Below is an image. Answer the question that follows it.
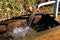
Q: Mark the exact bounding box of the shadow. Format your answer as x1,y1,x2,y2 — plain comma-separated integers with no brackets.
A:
31,14,60,32
0,16,29,25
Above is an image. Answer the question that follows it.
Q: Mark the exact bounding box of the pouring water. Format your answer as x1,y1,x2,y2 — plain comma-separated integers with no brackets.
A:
10,7,39,40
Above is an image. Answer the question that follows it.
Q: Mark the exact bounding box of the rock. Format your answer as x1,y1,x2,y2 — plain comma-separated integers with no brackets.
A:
0,25,6,32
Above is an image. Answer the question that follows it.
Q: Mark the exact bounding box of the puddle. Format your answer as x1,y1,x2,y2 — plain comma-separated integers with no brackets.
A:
31,14,60,32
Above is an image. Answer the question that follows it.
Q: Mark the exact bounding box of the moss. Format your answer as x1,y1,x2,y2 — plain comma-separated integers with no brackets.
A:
0,2,3,5
0,1,27,20
26,0,35,4
11,10,19,17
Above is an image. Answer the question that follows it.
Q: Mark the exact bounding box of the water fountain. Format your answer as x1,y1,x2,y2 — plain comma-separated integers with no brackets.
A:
7,0,60,39
0,0,60,40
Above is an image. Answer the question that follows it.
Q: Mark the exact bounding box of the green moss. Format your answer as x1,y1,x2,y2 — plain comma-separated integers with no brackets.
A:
0,1,27,20
0,2,3,8
0,2,3,5
1,12,8,18
11,10,19,17
9,1,19,9
26,0,35,5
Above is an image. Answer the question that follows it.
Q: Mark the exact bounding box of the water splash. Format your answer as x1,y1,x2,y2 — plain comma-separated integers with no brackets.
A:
11,26,30,38
10,7,37,40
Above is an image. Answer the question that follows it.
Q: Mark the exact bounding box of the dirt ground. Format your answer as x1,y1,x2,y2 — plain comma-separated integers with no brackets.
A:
55,15,60,23
15,25,60,40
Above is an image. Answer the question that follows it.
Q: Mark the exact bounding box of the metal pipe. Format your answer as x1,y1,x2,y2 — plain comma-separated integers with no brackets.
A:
38,0,60,18
54,0,59,18
38,1,55,8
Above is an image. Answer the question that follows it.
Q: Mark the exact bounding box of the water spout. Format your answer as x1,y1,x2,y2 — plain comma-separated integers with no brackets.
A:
11,7,38,40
